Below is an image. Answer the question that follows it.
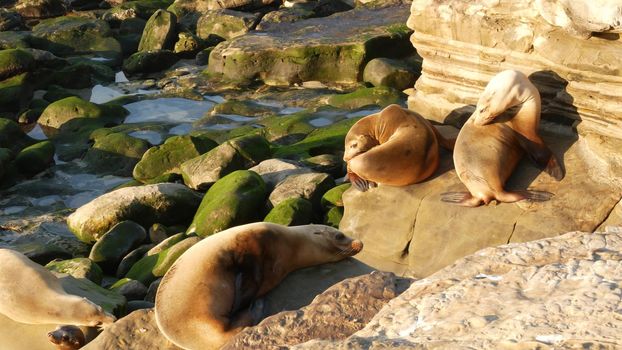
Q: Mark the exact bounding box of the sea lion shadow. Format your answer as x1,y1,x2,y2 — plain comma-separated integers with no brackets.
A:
441,70,581,191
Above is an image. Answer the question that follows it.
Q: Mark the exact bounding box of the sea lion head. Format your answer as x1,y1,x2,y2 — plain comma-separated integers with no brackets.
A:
48,325,85,350
302,225,364,260
82,298,116,327
343,134,377,162
474,70,534,126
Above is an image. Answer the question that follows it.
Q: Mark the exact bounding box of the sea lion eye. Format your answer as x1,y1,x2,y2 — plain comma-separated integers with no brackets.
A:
313,231,321,235
62,335,69,341
335,233,345,240
350,143,357,148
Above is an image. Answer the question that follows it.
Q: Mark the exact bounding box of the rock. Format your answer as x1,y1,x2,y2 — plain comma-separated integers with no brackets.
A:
407,0,622,140
363,57,418,91
82,309,181,350
207,6,413,85
0,9,23,31
103,0,174,21
109,278,148,301
264,197,314,226
303,154,345,178
116,244,154,278
45,258,104,285
0,31,31,50
133,134,217,183
138,9,177,52
42,84,77,102
125,235,200,285
269,172,335,210
0,49,34,81
340,134,622,276
0,147,12,181
10,241,73,265
55,273,126,316
173,31,206,58
323,206,343,228
84,132,151,176
210,99,278,118
30,16,121,61
321,183,350,209
257,110,316,144
226,271,411,349
15,0,65,19
122,50,180,75
14,140,54,176
195,47,213,65
171,0,275,12
0,72,33,113
38,96,128,131
354,0,410,8
256,6,314,31
146,232,186,256
89,221,147,273
196,9,261,41
186,170,267,237
327,86,405,109
0,118,33,152
298,230,622,349
249,158,312,190
144,278,161,303
180,134,271,190
48,59,115,89
67,183,203,243
149,223,173,244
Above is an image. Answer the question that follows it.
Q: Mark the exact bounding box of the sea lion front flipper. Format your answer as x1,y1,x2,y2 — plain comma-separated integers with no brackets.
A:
513,132,565,181
347,172,374,192
440,192,483,207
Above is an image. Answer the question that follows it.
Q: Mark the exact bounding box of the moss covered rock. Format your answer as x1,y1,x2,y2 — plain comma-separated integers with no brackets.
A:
264,197,314,226
133,134,217,183
363,57,419,91
180,134,271,190
327,86,405,110
174,31,206,58
210,99,278,118
0,31,31,50
187,170,267,237
103,0,174,21
14,140,54,176
0,118,34,152
324,206,343,228
0,147,12,181
89,221,147,272
116,244,154,278
303,153,345,178
196,9,260,41
321,183,351,209
67,183,203,243
38,96,128,130
0,49,35,81
138,9,177,52
268,172,335,211
45,258,104,284
0,72,33,113
125,235,200,285
123,50,179,75
84,132,151,176
257,111,316,144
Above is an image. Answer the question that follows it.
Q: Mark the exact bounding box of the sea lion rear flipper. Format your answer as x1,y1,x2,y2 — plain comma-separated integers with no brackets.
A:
514,132,565,181
347,172,375,192
440,192,482,207
516,190,554,202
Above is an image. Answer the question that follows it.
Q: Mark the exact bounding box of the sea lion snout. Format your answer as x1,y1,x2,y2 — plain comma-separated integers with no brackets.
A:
351,239,364,253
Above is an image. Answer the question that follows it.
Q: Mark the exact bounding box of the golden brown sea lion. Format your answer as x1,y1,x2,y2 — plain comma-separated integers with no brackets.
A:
48,325,86,350
442,70,564,207
154,223,363,350
343,104,454,191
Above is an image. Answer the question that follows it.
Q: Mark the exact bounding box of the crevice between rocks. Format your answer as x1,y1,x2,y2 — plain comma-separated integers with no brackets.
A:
402,190,435,258
593,195,622,232
506,221,518,244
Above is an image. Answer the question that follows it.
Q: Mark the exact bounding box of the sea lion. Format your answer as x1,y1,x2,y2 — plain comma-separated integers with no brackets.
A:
343,104,454,191
441,70,564,207
0,248,116,327
48,325,86,350
155,222,363,350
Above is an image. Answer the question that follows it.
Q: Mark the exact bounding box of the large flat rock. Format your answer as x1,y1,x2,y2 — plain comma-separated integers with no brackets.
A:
341,132,622,277
207,5,413,85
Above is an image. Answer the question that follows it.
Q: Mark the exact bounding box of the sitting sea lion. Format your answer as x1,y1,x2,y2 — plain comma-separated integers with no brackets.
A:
155,223,363,350
442,70,564,207
343,104,454,191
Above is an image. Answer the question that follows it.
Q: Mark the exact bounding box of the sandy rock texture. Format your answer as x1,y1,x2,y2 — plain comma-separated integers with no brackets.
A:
296,228,622,349
406,0,622,140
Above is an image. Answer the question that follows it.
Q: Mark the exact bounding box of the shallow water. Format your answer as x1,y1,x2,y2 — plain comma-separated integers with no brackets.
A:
124,98,215,124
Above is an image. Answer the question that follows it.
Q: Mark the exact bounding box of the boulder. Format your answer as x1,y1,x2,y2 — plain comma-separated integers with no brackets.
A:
0,49,34,81
327,86,405,109
269,172,335,210
210,99,278,118
180,134,271,190
109,278,148,301
196,9,261,41
173,31,206,58
103,0,174,21
407,0,622,140
133,134,217,183
0,31,31,50
0,9,23,31
15,0,65,19
67,183,203,243
122,50,179,75
84,132,151,177
249,158,312,190
146,232,186,256
321,183,350,209
264,197,314,226
0,147,12,181
256,7,314,31
0,118,34,153
14,140,54,176
363,57,419,91
257,111,316,144
138,9,177,52
0,72,33,113
298,229,622,349
207,5,413,85
303,154,345,178
45,258,104,285
38,96,128,130
186,170,267,237
116,244,154,278
170,0,275,12
323,206,343,228
89,221,147,272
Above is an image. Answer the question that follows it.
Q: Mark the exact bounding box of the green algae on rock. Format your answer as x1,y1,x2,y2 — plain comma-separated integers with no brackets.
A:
116,244,154,278
38,96,128,130
45,257,104,285
0,72,33,113
138,9,177,52
14,140,55,176
196,9,260,41
89,221,147,272
268,172,335,211
324,206,343,228
0,49,35,81
0,118,34,152
186,170,267,237
123,50,179,75
363,57,419,91
264,197,314,226
0,147,12,182
321,183,351,209
103,0,174,21
327,86,405,109
84,132,151,176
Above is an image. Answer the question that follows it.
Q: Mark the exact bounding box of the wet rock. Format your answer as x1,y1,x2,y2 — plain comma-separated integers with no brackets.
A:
109,278,148,301
30,16,121,61
14,140,54,176
303,154,345,178
249,158,312,190
15,0,65,19
321,183,350,209
269,172,335,210
327,86,405,109
264,197,314,226
89,221,147,273
363,57,418,91
122,49,179,75
258,110,316,144
227,271,411,348
42,84,76,102
0,148,12,182
149,223,171,244
82,309,181,350
210,99,278,118
196,9,261,41
55,273,126,315
146,232,186,255
208,6,413,85
194,46,213,65
127,300,154,312
125,235,200,285
173,31,206,58
67,183,203,243
187,170,267,237
0,9,23,31
180,134,271,190
0,49,34,81
323,206,343,228
0,31,31,50
144,278,161,303
116,244,154,278
0,118,34,153
48,59,116,89
0,72,33,113
84,132,151,176
138,9,177,52
133,134,217,183
45,257,104,285
10,241,73,265
103,0,174,21
38,96,128,130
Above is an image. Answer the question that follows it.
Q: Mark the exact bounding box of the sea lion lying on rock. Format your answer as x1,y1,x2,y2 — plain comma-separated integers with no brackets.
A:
343,104,454,191
442,69,564,207
155,222,363,350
